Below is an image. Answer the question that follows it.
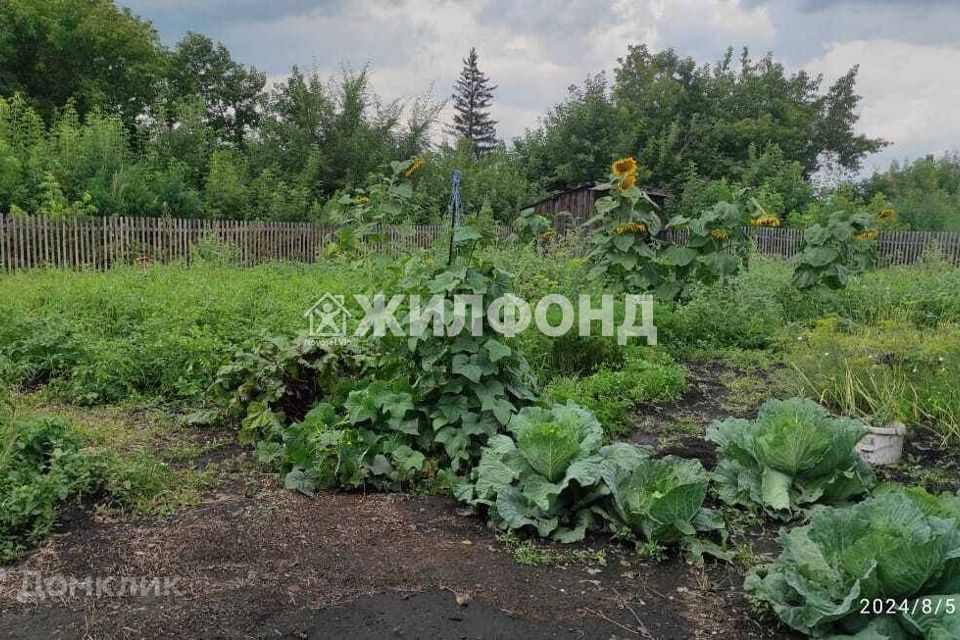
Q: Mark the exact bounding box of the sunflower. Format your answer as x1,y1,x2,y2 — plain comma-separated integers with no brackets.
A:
853,229,879,242
620,174,637,192
710,228,730,241
750,215,781,228
877,208,896,222
403,156,426,178
611,157,639,177
616,222,647,235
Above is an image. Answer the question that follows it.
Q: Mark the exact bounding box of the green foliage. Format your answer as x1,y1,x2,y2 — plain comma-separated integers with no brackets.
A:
0,414,184,563
663,198,759,298
585,164,668,293
0,260,397,404
745,485,960,637
164,32,266,146
706,398,875,517
412,140,544,225
671,144,814,223
255,401,428,495
511,207,552,245
600,455,725,560
455,402,648,542
323,157,424,254
516,47,883,194
543,350,687,437
792,211,880,290
864,154,960,232
0,0,163,125
786,319,960,443
457,402,723,555
397,235,538,472
213,333,372,442
651,272,785,358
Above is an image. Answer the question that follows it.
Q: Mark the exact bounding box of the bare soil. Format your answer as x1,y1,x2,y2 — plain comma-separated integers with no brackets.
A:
0,474,790,639
0,363,799,640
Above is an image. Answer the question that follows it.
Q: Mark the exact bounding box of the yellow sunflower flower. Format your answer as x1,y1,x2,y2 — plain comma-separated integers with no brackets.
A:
620,174,637,192
877,208,896,222
615,222,647,235
710,228,730,241
403,156,426,178
750,215,781,228
853,229,879,242
611,157,639,177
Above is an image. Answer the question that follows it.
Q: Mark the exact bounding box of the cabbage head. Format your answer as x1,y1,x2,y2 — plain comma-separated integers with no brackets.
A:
600,455,726,560
706,398,875,517
746,485,960,638
455,401,648,542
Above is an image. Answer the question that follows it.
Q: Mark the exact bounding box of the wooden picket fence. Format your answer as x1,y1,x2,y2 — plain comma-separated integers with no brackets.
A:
1,214,959,271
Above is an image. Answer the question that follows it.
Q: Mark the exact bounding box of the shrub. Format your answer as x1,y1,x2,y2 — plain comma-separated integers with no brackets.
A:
213,333,372,443
706,398,875,517
654,279,785,358
746,485,960,638
255,401,428,495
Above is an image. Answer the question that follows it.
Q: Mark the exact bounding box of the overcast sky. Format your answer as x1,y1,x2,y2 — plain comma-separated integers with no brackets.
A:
120,0,960,172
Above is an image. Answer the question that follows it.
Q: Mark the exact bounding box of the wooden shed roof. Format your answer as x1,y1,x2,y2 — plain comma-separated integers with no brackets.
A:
525,183,671,209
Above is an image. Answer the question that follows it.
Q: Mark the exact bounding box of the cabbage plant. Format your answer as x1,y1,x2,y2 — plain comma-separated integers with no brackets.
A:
706,398,875,517
600,455,726,559
455,401,648,542
746,485,960,638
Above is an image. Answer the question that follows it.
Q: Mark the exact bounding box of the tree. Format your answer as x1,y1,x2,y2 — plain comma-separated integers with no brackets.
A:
164,33,266,147
513,73,627,191
515,45,885,195
449,48,498,157
0,0,163,126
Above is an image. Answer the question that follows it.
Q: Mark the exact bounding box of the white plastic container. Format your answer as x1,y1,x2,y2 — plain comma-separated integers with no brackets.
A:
857,423,907,466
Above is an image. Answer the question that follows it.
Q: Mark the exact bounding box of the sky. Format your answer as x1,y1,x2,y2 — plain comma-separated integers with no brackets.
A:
119,0,960,173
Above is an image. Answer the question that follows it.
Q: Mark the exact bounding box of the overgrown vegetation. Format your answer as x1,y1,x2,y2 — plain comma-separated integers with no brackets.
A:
0,412,202,562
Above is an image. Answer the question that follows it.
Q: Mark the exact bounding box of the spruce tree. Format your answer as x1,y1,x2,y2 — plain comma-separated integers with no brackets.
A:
449,47,498,157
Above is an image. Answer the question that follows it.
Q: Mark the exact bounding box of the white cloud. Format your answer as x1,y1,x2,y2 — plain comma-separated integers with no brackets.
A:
123,0,959,165
209,0,782,141
806,39,960,171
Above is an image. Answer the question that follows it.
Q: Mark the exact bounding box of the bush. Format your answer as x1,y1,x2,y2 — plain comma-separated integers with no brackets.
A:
655,279,785,358
0,414,182,562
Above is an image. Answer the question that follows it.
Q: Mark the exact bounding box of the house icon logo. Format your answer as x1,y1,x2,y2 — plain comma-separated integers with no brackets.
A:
305,293,351,337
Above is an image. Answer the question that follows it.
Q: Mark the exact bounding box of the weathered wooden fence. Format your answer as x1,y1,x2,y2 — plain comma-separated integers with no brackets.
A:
1,214,959,271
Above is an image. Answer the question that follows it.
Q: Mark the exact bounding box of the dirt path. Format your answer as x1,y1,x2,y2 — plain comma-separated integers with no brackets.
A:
0,466,785,640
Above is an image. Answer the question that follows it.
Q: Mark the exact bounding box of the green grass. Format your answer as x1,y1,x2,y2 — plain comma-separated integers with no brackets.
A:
543,348,687,437
0,259,400,404
0,403,215,563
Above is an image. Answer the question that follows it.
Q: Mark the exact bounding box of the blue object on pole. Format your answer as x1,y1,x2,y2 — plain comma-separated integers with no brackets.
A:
447,169,464,264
